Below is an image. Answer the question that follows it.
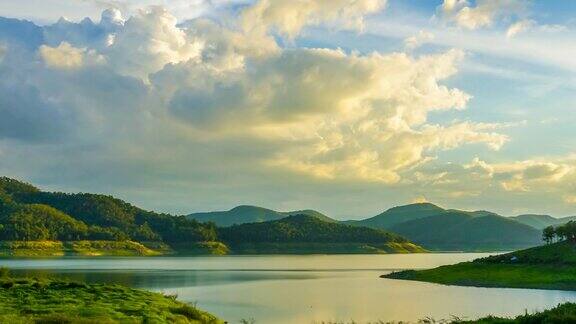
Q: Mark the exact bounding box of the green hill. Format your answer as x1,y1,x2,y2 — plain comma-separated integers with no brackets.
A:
346,203,543,251
384,240,576,291
349,203,446,229
0,177,223,255
510,214,576,230
388,211,541,251
0,176,424,256
187,205,336,227
219,214,426,254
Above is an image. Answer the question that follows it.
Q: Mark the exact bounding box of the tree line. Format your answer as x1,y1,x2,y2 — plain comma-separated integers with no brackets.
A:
0,177,218,244
542,221,576,244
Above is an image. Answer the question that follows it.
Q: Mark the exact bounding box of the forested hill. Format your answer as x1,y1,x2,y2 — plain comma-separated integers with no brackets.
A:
346,203,445,229
0,177,220,253
0,177,424,255
388,211,541,251
187,205,336,227
218,215,426,254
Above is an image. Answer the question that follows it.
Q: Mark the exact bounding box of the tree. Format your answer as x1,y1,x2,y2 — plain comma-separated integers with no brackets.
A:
542,226,555,244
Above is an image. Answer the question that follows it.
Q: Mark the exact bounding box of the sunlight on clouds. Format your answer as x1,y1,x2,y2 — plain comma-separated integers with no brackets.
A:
439,0,525,30
241,0,386,38
506,19,535,38
462,157,576,195
404,30,434,50
2,0,575,215
105,6,204,80
411,196,429,204
39,42,88,69
565,196,576,205
1,0,510,186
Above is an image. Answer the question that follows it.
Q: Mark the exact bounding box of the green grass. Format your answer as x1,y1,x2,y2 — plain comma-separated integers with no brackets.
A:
0,271,222,323
384,262,576,290
458,302,576,323
0,241,163,257
170,241,230,255
228,242,427,254
383,241,576,290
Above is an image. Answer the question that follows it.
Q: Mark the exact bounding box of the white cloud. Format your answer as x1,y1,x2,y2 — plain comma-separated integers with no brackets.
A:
7,0,570,216
506,19,535,38
241,0,387,38
104,6,204,80
39,41,107,70
439,0,526,30
404,30,434,50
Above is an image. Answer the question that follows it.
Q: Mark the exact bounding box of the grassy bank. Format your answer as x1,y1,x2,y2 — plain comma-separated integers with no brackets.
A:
459,302,576,323
384,262,576,290
383,241,576,290
0,240,234,257
0,241,164,257
228,242,427,254
0,271,221,323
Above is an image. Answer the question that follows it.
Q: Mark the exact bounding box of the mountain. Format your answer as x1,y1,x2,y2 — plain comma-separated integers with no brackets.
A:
187,205,336,227
510,214,576,230
0,176,422,255
348,203,446,229
389,211,542,251
219,214,425,254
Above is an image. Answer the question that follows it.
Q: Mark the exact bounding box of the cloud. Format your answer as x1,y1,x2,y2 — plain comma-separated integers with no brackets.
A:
404,30,434,50
40,42,90,69
241,0,387,38
506,19,535,38
0,0,544,216
105,6,204,80
439,0,526,30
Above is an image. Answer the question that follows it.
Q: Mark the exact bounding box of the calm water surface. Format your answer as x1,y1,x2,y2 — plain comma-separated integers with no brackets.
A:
1,254,575,323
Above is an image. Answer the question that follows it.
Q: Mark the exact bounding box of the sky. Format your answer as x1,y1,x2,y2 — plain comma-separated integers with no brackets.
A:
1,0,576,219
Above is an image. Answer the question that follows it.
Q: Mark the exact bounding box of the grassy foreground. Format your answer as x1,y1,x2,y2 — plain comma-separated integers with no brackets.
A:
0,271,221,323
383,241,576,290
458,303,576,323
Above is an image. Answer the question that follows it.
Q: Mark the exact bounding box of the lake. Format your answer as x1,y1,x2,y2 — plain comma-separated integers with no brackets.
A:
2,253,575,323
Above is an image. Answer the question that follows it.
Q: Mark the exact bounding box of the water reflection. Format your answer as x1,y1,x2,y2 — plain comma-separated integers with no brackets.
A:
2,254,575,324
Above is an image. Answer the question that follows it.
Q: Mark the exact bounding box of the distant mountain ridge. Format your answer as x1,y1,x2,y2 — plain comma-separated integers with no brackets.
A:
346,203,555,251
388,211,541,251
187,201,576,251
187,205,336,227
345,203,445,229
510,214,576,230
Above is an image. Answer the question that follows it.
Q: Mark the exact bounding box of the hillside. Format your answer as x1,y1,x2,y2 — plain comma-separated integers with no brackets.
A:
510,214,576,229
384,241,576,291
0,176,424,256
389,211,542,251
0,177,224,255
349,203,445,229
219,214,426,254
187,205,336,227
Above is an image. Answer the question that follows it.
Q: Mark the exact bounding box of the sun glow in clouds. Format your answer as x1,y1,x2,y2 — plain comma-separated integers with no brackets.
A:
0,0,575,217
